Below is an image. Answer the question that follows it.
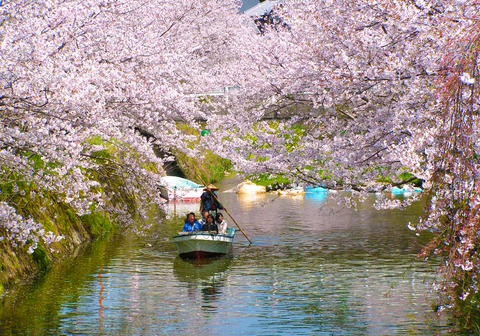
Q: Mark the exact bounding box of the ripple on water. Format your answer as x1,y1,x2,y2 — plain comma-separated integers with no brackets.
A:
0,191,450,335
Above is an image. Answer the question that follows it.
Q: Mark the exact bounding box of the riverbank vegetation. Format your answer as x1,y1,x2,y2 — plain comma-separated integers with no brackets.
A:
1,0,479,332
0,135,163,291
171,149,232,185
168,125,232,184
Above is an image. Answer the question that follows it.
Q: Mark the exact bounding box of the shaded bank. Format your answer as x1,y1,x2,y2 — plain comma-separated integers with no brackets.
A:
0,174,116,293
0,139,156,292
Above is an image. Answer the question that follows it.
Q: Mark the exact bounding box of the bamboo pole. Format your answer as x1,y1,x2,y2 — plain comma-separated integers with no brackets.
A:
209,190,252,245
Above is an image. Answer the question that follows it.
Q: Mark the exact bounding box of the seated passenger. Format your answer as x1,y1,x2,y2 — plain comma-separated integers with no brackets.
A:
182,212,202,232
201,214,218,233
198,211,209,226
215,212,228,235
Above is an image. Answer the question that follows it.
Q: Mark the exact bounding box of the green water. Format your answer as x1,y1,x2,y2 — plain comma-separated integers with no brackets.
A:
0,178,451,335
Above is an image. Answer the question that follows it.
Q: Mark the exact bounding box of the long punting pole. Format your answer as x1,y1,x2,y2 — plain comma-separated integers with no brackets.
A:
209,191,252,245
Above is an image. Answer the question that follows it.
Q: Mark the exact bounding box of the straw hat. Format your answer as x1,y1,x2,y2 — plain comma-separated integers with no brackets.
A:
204,184,219,191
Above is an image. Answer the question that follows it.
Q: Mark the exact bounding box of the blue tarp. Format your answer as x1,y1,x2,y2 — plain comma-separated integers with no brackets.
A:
305,186,328,193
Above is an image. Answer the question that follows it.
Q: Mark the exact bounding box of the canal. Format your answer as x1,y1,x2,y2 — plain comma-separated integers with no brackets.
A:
0,177,450,335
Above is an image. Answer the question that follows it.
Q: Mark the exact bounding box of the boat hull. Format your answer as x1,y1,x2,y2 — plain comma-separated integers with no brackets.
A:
178,250,227,259
173,229,235,258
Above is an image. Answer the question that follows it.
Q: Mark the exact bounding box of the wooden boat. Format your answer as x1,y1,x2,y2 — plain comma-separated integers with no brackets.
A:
172,228,236,258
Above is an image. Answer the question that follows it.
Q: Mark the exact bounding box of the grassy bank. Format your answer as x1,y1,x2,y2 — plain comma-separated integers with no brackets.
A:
171,148,231,185
166,124,232,184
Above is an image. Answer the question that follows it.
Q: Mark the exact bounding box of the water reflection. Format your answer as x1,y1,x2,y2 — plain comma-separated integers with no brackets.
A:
165,200,200,218
0,234,125,335
236,192,266,209
173,256,233,284
98,266,105,333
0,178,451,335
173,256,234,312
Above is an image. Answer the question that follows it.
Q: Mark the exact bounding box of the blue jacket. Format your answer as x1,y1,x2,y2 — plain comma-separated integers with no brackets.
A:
183,221,202,232
200,191,223,212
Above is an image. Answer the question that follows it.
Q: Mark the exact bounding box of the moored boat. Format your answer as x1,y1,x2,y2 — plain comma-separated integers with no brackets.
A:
389,186,423,195
276,186,304,196
173,228,236,258
158,176,205,201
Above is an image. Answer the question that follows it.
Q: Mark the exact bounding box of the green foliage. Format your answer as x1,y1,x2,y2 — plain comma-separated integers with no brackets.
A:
204,154,232,182
173,148,231,184
29,154,45,170
31,244,50,271
169,123,232,183
374,167,422,187
250,174,291,191
142,161,161,174
80,212,113,238
87,135,105,146
242,122,307,164
87,135,116,160
398,172,423,187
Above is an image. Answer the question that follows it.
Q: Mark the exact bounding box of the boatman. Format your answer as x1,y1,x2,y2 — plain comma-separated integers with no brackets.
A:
200,184,223,216
182,212,202,232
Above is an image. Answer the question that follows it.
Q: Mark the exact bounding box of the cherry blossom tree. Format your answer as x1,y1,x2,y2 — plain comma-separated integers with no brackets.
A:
201,0,480,324
210,1,441,187
0,0,256,249
2,0,480,326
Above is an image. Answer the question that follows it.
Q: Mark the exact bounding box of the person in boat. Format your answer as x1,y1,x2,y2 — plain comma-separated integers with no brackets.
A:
200,184,223,216
200,214,218,233
182,212,202,232
198,210,209,226
215,212,228,235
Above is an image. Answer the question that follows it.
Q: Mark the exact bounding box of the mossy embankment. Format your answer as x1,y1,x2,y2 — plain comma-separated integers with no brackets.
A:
0,186,114,294
161,124,232,185
0,137,154,293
